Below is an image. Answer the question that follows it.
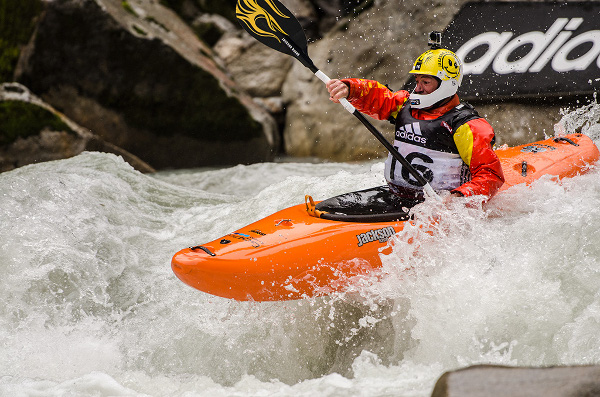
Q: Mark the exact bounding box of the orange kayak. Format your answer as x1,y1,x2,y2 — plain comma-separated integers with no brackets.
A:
172,134,599,301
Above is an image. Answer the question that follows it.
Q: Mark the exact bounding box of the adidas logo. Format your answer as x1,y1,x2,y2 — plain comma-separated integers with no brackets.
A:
456,18,600,75
397,122,427,145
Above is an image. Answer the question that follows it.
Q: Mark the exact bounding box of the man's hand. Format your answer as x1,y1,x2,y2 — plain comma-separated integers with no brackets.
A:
442,191,465,205
326,79,349,103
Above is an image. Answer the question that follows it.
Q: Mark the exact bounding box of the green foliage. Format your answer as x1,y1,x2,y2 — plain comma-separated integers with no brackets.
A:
0,0,43,82
0,101,74,145
121,1,138,17
0,40,19,82
132,24,147,36
145,16,169,32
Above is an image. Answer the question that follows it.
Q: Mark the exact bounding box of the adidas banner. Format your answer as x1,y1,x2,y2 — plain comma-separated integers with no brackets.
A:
443,1,600,100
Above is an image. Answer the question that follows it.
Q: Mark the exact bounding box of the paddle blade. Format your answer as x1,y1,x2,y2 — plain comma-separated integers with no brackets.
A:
236,0,315,71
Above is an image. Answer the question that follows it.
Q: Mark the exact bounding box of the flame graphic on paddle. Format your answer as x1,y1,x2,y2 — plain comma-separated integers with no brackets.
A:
236,0,289,43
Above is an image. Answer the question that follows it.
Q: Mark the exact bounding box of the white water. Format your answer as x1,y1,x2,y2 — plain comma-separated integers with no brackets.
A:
1,103,600,396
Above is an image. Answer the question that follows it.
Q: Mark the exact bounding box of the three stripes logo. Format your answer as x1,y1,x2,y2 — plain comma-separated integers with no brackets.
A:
397,122,427,145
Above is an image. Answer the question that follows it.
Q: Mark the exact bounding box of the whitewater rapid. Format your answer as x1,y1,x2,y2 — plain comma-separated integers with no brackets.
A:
1,103,600,396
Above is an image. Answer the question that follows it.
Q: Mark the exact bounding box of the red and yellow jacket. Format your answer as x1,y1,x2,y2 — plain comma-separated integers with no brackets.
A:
342,78,505,198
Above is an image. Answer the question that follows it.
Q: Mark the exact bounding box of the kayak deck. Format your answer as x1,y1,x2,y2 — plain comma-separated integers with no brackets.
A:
314,185,416,222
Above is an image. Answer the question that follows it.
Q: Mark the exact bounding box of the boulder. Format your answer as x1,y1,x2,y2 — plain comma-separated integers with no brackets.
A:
0,82,154,173
221,40,294,99
14,0,278,170
476,102,563,147
431,364,600,397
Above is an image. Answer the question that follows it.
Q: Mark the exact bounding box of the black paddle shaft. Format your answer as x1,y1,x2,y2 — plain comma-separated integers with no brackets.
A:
235,0,435,192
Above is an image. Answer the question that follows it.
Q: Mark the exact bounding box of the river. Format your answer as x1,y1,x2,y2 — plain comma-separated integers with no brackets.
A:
1,103,600,396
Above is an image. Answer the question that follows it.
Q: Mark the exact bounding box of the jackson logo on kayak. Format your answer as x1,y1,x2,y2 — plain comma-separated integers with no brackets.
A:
442,2,600,100
356,226,396,247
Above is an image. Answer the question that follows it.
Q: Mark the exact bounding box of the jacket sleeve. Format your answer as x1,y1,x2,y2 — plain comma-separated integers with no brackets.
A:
341,78,409,121
451,118,505,198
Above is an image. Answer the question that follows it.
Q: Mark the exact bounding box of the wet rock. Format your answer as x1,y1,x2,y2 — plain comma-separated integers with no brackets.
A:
431,364,600,397
0,82,154,173
225,41,293,98
15,0,278,170
280,0,319,41
476,102,563,146
191,13,236,47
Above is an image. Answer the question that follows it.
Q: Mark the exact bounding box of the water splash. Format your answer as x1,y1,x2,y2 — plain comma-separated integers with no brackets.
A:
555,99,600,141
1,101,600,396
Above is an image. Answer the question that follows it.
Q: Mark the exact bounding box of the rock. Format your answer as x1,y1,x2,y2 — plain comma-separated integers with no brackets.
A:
14,0,278,170
211,1,298,99
431,364,600,397
476,102,563,146
191,13,236,47
0,82,154,173
225,41,293,98
159,0,236,24
280,0,319,41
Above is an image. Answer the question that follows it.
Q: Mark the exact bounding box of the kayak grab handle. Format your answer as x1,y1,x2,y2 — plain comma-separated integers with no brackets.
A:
305,195,328,218
553,136,579,146
190,245,216,257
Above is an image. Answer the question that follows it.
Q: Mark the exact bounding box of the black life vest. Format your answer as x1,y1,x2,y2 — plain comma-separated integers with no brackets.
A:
385,103,481,193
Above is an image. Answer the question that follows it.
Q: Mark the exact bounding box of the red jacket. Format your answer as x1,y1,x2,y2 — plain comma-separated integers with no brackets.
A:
342,78,505,198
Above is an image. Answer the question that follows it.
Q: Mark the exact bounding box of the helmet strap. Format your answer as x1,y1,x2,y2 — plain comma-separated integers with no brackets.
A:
429,95,454,110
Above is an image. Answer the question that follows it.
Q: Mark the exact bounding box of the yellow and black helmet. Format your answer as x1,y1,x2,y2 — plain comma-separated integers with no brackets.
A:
408,48,463,108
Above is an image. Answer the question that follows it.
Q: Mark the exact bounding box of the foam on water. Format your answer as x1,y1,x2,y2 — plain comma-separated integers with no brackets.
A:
1,103,600,396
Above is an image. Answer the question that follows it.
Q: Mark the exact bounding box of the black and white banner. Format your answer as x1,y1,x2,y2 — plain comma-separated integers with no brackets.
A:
443,1,600,100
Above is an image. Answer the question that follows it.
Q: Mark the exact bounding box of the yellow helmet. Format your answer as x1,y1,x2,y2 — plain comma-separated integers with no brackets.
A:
408,48,463,109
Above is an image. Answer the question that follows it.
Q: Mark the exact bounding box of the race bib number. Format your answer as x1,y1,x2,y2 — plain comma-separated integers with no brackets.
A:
385,143,465,190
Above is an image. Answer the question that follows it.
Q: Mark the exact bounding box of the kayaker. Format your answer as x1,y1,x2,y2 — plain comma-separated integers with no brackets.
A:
326,42,505,201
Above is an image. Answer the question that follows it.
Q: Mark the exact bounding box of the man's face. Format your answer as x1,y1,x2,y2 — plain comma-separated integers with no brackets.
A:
414,75,439,95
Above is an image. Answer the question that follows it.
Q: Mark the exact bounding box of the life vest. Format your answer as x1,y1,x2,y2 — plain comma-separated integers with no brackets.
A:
385,103,481,194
